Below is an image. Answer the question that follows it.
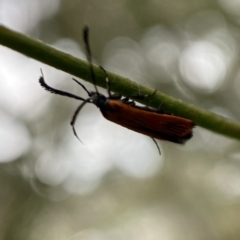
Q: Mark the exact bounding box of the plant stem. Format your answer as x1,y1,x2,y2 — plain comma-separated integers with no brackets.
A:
0,25,240,141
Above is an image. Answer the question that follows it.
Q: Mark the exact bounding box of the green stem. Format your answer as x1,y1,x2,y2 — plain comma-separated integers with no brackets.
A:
0,25,240,141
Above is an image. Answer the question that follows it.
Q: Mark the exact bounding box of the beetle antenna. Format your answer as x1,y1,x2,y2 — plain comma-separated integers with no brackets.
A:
72,78,91,96
83,26,99,95
99,66,112,96
70,99,91,142
39,69,88,102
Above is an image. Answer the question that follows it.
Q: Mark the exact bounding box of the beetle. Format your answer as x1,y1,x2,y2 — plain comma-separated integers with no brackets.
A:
39,26,195,154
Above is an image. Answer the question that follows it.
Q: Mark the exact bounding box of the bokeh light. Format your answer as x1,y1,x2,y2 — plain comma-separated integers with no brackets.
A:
0,110,31,162
179,41,227,93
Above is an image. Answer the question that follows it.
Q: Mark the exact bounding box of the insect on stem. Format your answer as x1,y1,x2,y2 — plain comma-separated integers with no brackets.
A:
39,26,195,155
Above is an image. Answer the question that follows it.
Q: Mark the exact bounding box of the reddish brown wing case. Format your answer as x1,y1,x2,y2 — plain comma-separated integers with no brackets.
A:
100,100,195,144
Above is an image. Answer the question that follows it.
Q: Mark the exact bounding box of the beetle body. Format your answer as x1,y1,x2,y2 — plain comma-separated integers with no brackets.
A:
99,99,194,143
39,26,195,154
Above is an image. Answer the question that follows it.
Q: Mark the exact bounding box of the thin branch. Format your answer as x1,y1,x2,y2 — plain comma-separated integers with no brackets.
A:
0,25,240,141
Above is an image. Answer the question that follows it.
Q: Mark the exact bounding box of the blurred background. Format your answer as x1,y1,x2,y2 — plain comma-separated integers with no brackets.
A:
1,0,240,239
